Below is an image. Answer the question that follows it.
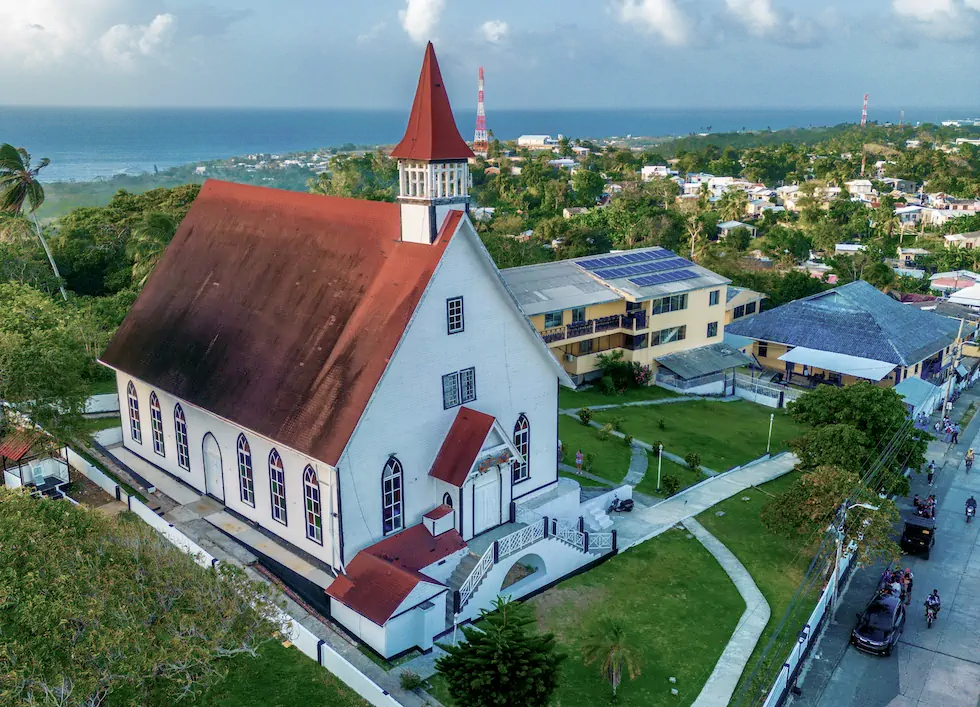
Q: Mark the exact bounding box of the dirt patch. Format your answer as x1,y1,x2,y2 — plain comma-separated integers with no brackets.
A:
528,585,611,641
64,474,114,508
501,562,537,590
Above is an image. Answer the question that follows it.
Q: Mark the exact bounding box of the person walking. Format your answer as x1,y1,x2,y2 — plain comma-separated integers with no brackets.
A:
927,460,936,487
952,423,960,445
575,449,583,471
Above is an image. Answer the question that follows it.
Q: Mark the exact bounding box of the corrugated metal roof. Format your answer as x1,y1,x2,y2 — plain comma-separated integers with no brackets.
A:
428,407,496,487
501,261,620,315
0,430,38,462
726,280,959,366
101,180,457,466
894,377,941,407
656,342,753,379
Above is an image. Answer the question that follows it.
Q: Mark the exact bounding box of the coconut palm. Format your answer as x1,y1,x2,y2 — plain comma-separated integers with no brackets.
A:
128,212,177,287
719,188,749,222
581,617,642,700
0,143,67,300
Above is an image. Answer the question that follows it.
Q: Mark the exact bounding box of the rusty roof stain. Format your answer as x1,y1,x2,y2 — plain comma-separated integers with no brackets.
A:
101,179,461,465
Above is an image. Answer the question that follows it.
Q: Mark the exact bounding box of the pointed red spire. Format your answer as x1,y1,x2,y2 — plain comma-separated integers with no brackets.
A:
391,43,474,161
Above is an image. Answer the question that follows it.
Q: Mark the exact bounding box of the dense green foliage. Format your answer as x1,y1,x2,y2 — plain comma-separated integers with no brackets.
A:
436,597,565,707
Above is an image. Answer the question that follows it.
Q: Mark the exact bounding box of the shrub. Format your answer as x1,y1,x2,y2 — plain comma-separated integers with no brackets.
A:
599,375,616,395
624,433,634,447
585,452,597,471
597,423,613,441
400,670,425,692
596,350,634,391
657,417,666,430
649,440,663,454
611,416,625,432
633,363,653,387
578,407,593,425
661,475,680,496
685,452,702,472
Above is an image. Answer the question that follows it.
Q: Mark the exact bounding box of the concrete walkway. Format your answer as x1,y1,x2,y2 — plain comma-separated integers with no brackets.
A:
623,444,649,486
684,517,771,707
614,451,799,550
558,394,739,414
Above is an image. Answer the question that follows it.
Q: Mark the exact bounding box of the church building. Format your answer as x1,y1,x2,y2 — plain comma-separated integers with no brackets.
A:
100,43,619,658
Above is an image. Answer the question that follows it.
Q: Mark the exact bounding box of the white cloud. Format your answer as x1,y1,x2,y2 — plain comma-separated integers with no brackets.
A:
480,19,509,43
725,0,779,36
892,0,980,39
399,0,445,44
98,14,176,69
357,21,387,44
616,0,692,46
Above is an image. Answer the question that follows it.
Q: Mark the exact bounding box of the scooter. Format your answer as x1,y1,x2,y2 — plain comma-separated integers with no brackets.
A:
967,505,976,523
607,496,635,513
925,604,938,628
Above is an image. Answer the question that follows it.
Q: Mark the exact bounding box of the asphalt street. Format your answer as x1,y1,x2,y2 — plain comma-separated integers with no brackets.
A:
791,389,980,707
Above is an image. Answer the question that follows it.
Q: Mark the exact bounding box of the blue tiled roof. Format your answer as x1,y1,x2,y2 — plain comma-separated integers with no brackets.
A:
726,280,959,366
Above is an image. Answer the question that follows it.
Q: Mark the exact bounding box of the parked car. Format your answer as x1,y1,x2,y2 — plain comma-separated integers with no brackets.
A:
851,593,905,656
900,514,936,559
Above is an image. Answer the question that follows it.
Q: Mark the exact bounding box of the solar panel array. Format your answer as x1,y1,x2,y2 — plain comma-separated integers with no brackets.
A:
579,249,672,271
629,270,697,287
592,256,692,280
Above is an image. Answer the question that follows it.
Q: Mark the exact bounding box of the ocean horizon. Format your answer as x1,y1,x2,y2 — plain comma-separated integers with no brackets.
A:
2,105,976,183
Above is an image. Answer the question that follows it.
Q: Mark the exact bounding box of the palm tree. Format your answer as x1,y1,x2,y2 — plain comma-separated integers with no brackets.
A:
128,212,177,287
719,189,749,222
0,144,67,300
581,617,641,700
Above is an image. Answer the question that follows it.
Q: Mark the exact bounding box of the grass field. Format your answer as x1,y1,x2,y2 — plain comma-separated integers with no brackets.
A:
560,471,612,487
696,471,822,701
428,527,744,706
558,415,633,484
76,416,121,436
634,455,706,497
593,400,807,472
559,385,679,410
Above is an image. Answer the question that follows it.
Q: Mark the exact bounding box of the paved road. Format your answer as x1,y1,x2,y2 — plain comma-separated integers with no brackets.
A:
792,394,980,707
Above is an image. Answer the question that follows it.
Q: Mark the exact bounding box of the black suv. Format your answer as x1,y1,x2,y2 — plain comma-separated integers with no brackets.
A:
851,593,905,656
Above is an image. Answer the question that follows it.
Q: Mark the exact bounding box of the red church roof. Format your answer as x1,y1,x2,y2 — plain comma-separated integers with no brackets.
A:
101,180,463,466
390,42,474,162
428,407,496,487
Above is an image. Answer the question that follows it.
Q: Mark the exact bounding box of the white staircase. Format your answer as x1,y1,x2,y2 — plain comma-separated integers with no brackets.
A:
586,505,614,531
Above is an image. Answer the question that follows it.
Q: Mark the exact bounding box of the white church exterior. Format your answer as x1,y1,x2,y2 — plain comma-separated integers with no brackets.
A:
100,43,620,658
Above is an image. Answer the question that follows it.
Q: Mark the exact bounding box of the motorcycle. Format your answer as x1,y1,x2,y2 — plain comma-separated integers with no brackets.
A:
967,458,974,473
607,496,635,513
967,505,976,523
925,604,939,628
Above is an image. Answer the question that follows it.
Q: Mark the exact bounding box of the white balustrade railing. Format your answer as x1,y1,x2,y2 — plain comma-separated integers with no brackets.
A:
553,519,586,551
589,532,614,551
497,521,544,561
458,543,495,610
516,504,544,525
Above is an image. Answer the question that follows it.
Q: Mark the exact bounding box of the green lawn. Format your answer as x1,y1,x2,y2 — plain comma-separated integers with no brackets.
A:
635,455,706,497
559,384,679,410
429,528,744,706
558,416,633,484
593,400,807,472
77,416,121,436
85,379,119,396
138,641,368,706
560,471,612,488
696,471,821,700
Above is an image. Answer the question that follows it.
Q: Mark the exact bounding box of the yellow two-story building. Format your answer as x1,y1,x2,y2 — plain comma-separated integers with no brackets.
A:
502,247,753,391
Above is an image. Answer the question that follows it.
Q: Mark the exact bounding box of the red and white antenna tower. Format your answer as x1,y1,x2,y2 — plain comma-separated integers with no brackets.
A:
860,93,869,127
473,67,489,157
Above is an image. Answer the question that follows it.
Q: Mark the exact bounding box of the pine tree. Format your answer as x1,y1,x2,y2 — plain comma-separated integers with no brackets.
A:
435,597,565,707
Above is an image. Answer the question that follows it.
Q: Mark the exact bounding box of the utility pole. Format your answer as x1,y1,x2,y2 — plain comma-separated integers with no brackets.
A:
832,501,879,618
941,317,965,417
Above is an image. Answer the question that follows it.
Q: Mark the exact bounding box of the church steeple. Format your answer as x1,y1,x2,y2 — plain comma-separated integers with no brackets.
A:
393,43,473,244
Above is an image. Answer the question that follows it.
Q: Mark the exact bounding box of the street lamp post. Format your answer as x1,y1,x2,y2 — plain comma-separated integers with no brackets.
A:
766,412,775,455
831,501,880,619
657,443,664,492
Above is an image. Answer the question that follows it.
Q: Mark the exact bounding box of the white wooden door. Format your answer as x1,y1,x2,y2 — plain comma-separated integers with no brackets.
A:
203,433,224,501
473,469,501,535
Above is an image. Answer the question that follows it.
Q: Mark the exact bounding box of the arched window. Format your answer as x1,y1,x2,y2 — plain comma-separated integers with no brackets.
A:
149,392,165,456
512,414,530,483
236,434,255,507
382,457,404,535
174,404,190,470
127,382,142,443
304,466,323,544
442,492,453,508
269,449,287,525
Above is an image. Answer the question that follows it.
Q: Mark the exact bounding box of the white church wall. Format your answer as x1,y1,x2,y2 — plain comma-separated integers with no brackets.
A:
336,221,560,561
116,372,341,571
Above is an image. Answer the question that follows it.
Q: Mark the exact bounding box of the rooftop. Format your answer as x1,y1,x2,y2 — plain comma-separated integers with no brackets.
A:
502,246,729,313
726,280,960,367
656,342,753,380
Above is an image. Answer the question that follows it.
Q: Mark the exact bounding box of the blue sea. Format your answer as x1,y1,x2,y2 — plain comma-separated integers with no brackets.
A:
0,105,974,183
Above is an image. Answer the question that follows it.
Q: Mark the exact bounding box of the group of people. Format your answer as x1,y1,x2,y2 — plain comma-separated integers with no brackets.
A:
935,417,962,444
913,494,938,519
879,567,914,605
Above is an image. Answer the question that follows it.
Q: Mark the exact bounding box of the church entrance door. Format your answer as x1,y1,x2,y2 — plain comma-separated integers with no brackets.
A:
473,468,501,536
202,433,224,501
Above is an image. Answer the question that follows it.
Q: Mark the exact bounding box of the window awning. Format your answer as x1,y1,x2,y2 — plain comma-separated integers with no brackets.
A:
777,347,895,381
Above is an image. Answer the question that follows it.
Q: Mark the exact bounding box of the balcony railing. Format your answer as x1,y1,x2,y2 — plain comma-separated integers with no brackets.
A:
540,310,648,344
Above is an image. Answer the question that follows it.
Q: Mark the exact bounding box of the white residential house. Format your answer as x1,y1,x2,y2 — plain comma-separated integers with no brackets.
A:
518,134,558,149
845,179,874,196
835,243,867,256
717,220,757,239
641,165,671,181
99,44,618,660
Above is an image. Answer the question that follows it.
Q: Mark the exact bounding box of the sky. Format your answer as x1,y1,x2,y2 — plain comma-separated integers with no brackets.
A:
0,0,978,110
